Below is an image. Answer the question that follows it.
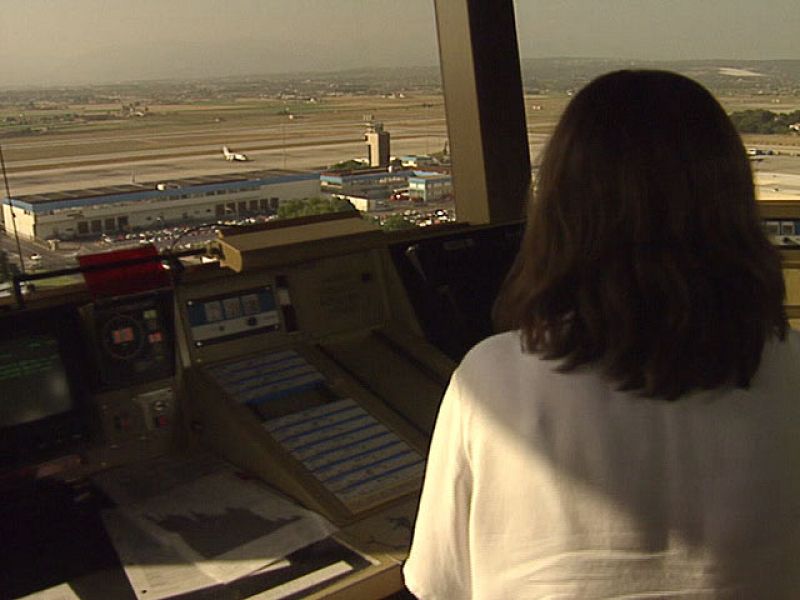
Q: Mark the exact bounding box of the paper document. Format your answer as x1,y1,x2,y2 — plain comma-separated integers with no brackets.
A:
102,509,220,600
92,451,231,505
18,583,81,600
95,454,335,598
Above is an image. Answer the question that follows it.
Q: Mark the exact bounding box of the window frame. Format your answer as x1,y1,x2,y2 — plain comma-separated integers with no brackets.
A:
434,0,530,225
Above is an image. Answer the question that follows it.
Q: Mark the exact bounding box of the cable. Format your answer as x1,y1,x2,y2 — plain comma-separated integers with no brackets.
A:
0,145,25,275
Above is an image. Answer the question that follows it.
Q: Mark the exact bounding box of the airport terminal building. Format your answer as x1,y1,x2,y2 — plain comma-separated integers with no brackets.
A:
320,168,452,204
320,168,415,200
1,170,320,242
408,172,453,203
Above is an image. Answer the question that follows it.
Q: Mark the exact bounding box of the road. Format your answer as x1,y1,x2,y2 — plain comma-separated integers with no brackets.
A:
0,227,69,275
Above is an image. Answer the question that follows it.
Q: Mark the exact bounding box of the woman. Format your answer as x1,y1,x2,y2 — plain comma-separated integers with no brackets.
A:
403,71,800,599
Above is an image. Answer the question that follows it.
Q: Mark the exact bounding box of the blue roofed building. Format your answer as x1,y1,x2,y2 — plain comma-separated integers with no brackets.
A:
1,170,320,241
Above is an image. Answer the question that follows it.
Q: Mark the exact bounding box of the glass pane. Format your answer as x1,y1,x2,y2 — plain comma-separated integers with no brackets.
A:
0,0,453,290
513,1,800,200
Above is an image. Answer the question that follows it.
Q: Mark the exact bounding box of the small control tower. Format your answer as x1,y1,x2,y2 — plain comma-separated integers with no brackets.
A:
365,120,390,168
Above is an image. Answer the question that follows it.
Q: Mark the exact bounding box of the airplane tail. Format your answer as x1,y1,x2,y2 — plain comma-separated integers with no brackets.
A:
222,145,247,161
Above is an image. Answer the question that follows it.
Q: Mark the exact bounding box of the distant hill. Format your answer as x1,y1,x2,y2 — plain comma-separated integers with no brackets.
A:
317,58,800,96
313,58,800,95
3,58,798,100
519,58,800,94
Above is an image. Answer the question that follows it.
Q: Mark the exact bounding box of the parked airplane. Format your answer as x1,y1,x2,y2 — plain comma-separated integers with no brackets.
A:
222,146,249,161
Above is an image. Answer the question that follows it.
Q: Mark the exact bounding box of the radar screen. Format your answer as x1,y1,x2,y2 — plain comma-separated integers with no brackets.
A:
89,292,175,390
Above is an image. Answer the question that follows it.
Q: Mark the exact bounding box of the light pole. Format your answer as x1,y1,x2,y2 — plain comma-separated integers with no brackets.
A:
282,123,287,169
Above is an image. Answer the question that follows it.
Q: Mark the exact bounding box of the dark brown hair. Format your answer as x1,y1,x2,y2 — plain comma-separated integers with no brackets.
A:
494,70,787,400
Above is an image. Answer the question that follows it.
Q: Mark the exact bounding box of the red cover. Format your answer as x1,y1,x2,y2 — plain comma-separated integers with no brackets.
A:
78,244,170,297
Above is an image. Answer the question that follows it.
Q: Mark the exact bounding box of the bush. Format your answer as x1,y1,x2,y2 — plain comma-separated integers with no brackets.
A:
730,109,800,134
276,197,356,220
381,214,416,231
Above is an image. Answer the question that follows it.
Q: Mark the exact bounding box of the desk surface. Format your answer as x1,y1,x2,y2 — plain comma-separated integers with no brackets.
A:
2,478,416,600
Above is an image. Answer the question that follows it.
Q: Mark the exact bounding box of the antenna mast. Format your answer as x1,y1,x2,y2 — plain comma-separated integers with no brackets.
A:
0,144,25,275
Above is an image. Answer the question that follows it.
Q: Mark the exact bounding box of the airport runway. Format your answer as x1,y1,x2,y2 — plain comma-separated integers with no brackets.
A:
10,132,794,201
5,137,450,196
2,123,551,197
2,100,795,200
754,172,800,201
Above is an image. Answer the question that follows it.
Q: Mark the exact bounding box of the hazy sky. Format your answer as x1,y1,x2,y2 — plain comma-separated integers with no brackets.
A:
1,0,798,87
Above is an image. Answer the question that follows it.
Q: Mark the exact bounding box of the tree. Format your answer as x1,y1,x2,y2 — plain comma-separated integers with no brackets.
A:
730,109,800,135
276,197,356,220
328,159,367,171
380,214,416,231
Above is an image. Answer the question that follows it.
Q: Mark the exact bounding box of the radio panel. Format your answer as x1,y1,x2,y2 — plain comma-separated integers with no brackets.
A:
177,239,449,524
264,398,424,514
203,348,425,517
179,250,389,368
764,218,800,247
186,285,281,347
206,349,326,405
760,201,800,329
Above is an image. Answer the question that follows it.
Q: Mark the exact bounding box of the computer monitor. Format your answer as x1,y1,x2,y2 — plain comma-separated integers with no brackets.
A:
0,306,90,470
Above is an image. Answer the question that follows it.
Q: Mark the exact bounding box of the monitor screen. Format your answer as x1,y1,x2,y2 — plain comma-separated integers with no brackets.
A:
0,333,72,427
0,305,89,468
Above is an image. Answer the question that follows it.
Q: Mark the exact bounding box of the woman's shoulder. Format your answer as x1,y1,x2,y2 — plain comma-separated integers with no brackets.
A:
782,327,800,348
456,328,800,399
756,328,800,383
461,330,525,366
456,330,555,389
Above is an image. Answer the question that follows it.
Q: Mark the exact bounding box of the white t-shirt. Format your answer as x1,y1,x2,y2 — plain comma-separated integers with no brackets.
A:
404,330,800,599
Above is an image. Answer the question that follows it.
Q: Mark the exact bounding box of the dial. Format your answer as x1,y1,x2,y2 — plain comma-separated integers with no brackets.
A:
101,314,146,361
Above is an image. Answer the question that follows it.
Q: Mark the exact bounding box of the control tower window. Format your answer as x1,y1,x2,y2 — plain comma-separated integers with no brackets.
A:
0,0,452,283
511,0,800,203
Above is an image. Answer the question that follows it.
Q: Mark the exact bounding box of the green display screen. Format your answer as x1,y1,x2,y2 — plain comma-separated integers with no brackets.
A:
0,335,72,427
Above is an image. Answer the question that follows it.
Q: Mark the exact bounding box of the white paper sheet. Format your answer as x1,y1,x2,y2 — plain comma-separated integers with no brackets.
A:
95,454,336,596
18,583,81,600
102,509,221,600
92,451,230,506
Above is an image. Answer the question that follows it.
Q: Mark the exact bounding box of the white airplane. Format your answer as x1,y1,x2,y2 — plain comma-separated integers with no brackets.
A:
222,146,249,161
